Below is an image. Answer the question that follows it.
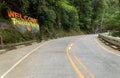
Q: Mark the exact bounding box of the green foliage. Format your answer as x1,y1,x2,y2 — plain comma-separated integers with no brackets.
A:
0,1,10,18
55,0,79,31
103,0,120,33
21,0,30,14
0,29,35,44
91,0,106,32
73,0,93,31
1,0,120,44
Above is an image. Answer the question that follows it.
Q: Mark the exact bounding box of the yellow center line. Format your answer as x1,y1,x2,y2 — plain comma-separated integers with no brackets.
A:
66,46,85,78
73,53,96,78
66,36,96,78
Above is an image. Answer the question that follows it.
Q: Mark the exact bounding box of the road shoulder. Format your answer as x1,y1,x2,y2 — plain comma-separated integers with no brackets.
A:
0,41,46,77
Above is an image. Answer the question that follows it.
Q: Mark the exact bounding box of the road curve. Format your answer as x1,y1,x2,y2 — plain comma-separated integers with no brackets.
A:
0,35,120,78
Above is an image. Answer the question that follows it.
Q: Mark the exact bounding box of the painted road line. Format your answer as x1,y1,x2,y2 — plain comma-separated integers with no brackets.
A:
70,46,95,78
66,45,84,78
94,38,120,57
73,54,96,78
66,36,86,78
69,36,95,78
0,41,49,78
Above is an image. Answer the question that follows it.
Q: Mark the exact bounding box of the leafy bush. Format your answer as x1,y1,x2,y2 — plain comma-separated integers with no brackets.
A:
0,28,35,44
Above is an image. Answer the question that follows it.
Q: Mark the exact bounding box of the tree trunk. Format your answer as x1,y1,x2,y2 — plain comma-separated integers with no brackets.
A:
119,0,120,11
56,7,62,29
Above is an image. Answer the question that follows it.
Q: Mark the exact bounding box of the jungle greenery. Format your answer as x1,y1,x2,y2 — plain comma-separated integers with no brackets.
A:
0,0,120,43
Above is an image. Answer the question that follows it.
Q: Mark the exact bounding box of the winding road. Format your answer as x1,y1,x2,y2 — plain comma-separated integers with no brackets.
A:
0,35,120,78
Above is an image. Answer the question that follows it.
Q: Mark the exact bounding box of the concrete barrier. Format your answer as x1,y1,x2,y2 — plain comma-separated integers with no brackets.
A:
98,34,120,47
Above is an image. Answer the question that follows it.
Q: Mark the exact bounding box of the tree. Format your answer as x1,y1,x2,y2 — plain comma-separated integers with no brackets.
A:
91,0,107,32
0,0,10,18
103,0,120,31
73,0,93,32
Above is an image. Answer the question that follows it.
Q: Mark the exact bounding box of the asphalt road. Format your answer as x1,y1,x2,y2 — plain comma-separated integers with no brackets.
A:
0,35,120,78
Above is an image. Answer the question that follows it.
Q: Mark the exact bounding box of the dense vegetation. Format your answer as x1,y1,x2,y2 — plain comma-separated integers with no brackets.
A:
0,0,120,44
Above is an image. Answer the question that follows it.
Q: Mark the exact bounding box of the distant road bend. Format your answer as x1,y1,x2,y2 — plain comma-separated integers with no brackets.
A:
0,35,120,78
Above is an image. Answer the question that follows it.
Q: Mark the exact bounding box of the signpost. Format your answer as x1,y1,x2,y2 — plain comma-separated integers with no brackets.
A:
0,35,3,48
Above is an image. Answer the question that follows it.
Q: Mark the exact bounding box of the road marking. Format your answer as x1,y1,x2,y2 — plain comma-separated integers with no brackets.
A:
0,42,49,78
66,46,84,78
67,36,96,78
69,46,72,50
94,38,120,57
73,54,96,78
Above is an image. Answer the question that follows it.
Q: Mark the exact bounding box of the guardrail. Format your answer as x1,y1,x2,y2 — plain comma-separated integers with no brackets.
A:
98,34,120,48
0,40,37,49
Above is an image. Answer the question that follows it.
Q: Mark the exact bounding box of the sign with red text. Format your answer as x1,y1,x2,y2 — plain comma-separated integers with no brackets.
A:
8,10,39,32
